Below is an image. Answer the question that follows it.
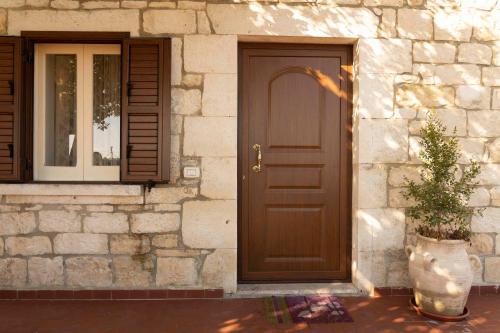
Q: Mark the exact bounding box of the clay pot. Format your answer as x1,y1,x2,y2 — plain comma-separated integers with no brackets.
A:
405,234,482,317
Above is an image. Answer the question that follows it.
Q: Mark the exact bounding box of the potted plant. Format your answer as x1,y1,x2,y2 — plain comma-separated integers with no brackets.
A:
403,115,482,319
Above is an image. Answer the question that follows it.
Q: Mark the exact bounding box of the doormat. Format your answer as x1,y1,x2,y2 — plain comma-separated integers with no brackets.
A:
264,295,353,324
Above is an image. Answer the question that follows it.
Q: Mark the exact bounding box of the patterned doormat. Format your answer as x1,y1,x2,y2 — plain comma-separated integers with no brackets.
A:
264,295,353,324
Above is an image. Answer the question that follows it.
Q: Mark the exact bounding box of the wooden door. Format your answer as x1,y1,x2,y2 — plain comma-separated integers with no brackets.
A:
239,44,352,282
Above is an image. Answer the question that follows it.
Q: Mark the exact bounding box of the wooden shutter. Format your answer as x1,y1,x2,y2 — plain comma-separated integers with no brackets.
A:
0,37,22,182
121,39,170,183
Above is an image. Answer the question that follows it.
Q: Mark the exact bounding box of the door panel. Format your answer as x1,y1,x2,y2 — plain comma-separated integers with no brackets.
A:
239,44,352,282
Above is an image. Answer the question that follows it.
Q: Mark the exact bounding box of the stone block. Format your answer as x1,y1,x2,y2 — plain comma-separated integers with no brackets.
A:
51,0,79,9
156,257,197,286
357,209,405,251
200,157,237,199
145,186,197,204
417,108,467,136
66,257,112,287
154,204,181,212
493,89,500,109
389,188,415,208
484,257,500,283
482,67,500,86
152,234,178,248
458,138,486,164
178,0,205,9
358,119,408,163
473,11,500,42
6,195,143,205
396,84,454,108
184,35,237,73
478,165,500,186
0,9,5,34
130,213,180,233
458,43,492,65
357,74,394,118
182,200,236,248
197,11,211,34
388,166,422,186
489,138,500,162
172,88,201,115
184,117,237,157
397,9,432,40
380,8,396,38
455,86,490,109
121,0,147,8
206,5,378,38
434,11,472,41
468,111,500,137
0,258,26,287
86,205,113,212
364,0,403,5
0,184,141,196
0,213,36,235
182,74,202,87
171,38,182,86
83,213,129,233
434,64,481,85
497,235,500,255
202,74,237,116
412,63,437,84
413,42,456,64
113,256,153,287
82,1,119,9
202,249,237,292
468,234,494,255
5,236,51,256
149,1,176,8
110,235,150,254
54,233,108,254
39,210,81,232
358,164,387,208
472,208,500,232
143,10,196,34
28,257,63,287
8,10,140,36
27,0,49,6
0,0,24,7
358,39,412,74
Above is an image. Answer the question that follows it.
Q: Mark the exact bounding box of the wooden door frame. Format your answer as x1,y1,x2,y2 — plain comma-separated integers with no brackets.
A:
237,42,354,283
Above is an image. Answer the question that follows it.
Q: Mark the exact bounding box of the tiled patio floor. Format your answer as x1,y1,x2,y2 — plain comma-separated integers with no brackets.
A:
0,294,498,333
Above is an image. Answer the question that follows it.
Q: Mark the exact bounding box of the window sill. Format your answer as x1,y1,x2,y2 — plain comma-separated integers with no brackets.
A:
0,183,142,197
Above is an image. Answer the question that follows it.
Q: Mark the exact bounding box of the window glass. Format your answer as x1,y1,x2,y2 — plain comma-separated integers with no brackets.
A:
44,54,77,167
92,54,120,166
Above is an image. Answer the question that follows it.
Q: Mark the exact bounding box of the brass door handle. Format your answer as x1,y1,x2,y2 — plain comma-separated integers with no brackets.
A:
252,144,262,173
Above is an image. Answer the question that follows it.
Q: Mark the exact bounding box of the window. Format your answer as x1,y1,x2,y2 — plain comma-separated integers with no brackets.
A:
34,44,121,181
0,34,171,184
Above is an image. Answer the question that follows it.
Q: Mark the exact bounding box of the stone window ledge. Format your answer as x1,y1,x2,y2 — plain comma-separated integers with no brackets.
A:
0,184,142,197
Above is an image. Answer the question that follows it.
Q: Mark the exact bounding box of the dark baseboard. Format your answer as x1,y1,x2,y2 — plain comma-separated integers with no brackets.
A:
0,289,224,300
374,285,500,297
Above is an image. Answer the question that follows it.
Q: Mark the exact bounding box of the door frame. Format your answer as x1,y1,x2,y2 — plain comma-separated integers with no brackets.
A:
237,42,354,283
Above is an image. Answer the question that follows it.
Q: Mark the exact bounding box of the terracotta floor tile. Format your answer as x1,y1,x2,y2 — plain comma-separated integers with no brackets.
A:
0,294,498,333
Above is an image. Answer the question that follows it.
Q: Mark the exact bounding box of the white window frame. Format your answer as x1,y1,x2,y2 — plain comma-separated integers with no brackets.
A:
34,43,121,182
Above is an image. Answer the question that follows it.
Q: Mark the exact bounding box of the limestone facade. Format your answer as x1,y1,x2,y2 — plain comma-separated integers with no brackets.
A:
0,0,500,294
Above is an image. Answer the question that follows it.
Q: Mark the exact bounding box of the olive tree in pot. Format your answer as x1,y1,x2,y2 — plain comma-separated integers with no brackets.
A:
403,115,483,318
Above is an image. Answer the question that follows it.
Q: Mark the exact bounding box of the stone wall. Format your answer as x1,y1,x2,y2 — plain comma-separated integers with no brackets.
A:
0,0,499,294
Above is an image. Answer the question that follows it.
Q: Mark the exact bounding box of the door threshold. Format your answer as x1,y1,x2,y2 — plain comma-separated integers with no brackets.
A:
229,283,363,298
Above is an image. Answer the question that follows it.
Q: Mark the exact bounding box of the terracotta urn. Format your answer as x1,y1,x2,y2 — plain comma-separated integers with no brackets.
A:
405,234,482,317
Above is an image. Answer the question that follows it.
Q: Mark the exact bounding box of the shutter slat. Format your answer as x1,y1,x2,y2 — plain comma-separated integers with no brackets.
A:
0,37,21,182
121,38,170,183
